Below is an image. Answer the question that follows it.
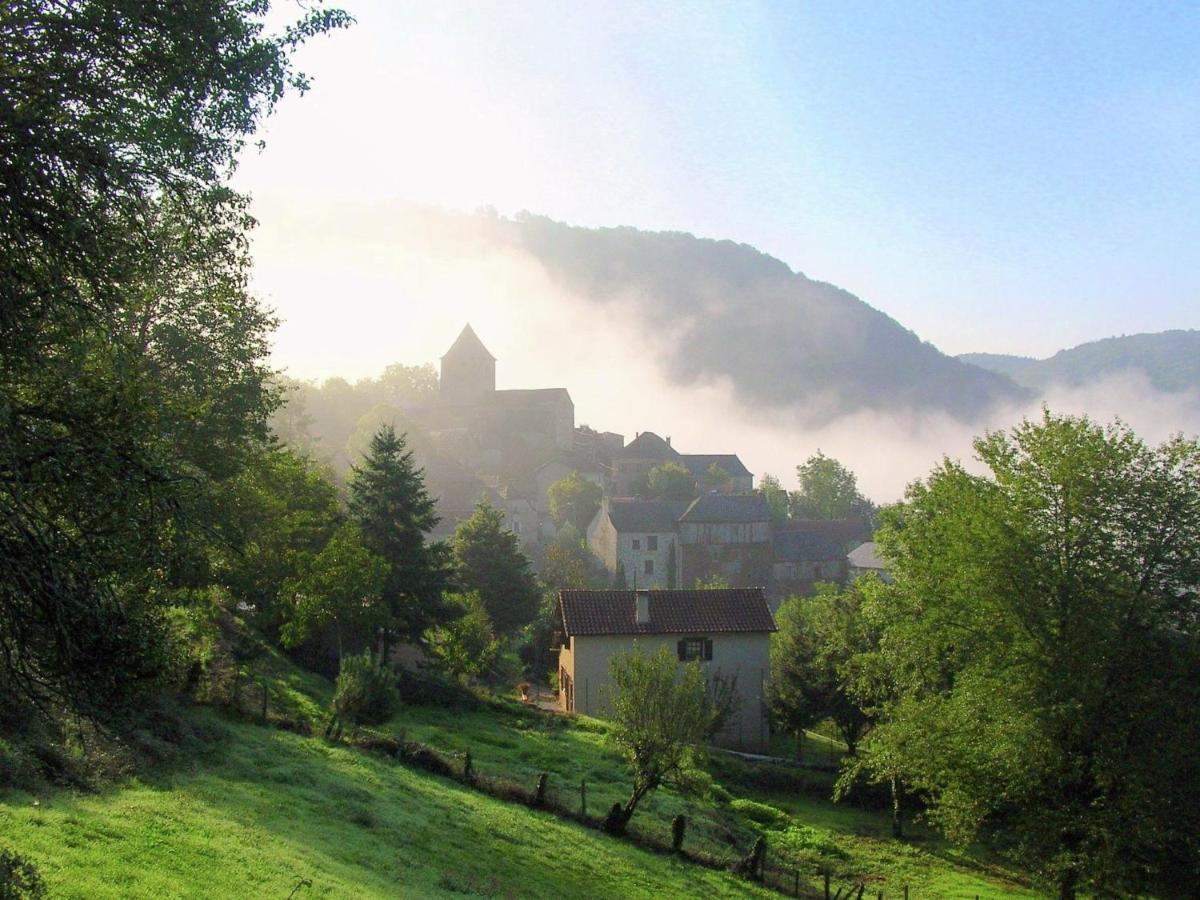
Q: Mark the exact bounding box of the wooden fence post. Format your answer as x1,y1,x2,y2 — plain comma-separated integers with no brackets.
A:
535,773,548,807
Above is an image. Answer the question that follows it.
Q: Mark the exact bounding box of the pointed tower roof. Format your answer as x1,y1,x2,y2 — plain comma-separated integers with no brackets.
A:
442,324,495,361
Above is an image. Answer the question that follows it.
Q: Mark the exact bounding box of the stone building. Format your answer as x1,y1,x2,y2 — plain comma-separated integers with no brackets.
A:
676,493,773,589
406,325,575,479
586,498,686,589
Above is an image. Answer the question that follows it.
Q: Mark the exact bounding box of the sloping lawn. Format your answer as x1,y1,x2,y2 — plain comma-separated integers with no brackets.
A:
385,697,1037,898
0,712,772,899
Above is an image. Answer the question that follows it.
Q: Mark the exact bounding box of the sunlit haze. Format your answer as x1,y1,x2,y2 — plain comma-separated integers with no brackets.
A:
235,1,1200,499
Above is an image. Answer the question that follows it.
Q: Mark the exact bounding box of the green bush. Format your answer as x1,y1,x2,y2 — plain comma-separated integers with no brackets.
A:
333,653,399,726
0,739,37,791
730,798,787,826
0,848,46,899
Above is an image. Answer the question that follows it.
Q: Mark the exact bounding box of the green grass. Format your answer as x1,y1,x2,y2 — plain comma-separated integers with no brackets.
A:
0,711,772,899
0,652,1036,899
382,699,1037,898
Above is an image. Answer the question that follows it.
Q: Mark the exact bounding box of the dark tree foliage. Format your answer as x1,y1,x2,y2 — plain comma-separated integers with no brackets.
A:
453,499,540,636
768,583,875,756
0,0,349,719
347,425,453,644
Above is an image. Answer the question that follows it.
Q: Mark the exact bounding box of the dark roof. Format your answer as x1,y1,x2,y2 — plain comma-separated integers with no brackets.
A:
560,589,776,636
773,530,845,563
619,431,680,461
778,518,873,546
605,498,686,533
679,493,769,524
442,324,495,361
678,454,752,479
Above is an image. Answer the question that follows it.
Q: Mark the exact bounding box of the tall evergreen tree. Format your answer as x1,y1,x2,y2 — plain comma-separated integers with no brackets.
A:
453,499,540,635
348,425,452,644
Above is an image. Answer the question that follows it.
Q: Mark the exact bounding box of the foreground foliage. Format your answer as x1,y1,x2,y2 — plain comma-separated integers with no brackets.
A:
0,0,347,718
854,411,1200,897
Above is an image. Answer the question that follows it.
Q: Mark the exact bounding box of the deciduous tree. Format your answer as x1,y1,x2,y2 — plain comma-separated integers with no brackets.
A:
0,0,349,718
604,646,731,835
790,452,875,520
546,472,604,533
646,463,697,502
851,412,1200,897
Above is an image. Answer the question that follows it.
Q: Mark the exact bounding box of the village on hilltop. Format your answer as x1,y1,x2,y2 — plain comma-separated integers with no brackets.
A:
406,325,886,603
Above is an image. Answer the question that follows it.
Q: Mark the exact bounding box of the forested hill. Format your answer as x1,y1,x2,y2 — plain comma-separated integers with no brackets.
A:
960,330,1200,394
487,213,1029,422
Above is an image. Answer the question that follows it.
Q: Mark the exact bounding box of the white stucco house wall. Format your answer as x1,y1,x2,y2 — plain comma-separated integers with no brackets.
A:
555,588,777,752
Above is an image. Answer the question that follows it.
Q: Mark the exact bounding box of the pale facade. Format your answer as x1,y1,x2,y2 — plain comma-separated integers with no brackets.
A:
556,589,776,752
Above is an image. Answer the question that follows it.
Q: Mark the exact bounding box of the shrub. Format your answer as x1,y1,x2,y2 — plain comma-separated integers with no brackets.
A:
424,592,498,682
730,798,787,827
333,653,398,726
0,849,46,899
0,739,37,791
396,667,480,708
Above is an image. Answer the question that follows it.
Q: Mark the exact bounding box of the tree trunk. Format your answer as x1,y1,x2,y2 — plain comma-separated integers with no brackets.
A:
795,729,805,762
890,777,903,838
1058,867,1078,900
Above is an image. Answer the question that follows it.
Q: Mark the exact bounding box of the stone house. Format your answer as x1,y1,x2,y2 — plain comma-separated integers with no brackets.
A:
770,530,847,605
556,588,776,752
677,493,773,589
612,431,678,496
612,431,753,497
586,498,685,589
678,454,754,494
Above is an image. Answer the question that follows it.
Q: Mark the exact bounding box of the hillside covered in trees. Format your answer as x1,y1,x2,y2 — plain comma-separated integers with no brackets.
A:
960,329,1200,394
414,210,1030,422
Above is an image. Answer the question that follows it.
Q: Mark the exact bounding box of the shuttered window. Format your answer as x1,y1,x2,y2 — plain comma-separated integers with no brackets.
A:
677,637,712,661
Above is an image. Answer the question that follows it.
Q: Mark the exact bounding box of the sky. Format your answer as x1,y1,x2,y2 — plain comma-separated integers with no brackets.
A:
235,1,1200,498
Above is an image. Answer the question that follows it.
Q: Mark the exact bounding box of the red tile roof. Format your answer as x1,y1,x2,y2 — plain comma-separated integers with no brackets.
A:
559,589,776,637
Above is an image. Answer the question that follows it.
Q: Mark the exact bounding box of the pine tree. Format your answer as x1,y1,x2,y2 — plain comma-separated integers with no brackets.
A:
348,425,453,644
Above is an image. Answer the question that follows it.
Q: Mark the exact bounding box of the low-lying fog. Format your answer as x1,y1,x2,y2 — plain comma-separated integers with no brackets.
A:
251,197,1200,502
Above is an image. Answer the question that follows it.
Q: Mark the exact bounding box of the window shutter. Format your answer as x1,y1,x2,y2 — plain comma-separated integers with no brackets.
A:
677,640,686,661
703,639,713,661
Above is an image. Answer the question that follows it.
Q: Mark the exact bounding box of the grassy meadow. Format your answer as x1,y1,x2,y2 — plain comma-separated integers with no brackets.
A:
0,660,1036,898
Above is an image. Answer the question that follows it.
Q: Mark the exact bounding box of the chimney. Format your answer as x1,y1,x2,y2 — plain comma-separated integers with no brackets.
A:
635,590,650,625
665,436,671,447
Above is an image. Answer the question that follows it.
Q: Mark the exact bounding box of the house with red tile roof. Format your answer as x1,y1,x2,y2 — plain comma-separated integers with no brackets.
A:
555,588,776,751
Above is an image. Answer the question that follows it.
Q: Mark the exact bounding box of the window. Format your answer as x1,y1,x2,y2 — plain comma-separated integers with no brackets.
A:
644,559,654,576
632,538,641,550
677,637,713,662
647,535,658,551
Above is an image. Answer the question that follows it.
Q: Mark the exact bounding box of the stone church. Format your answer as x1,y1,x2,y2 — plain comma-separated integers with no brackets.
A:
405,325,575,479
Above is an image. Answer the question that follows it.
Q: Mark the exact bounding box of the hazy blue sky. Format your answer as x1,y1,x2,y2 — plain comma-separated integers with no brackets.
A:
238,0,1199,366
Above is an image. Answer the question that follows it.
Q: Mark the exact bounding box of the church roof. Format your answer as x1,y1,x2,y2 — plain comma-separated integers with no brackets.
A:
441,324,495,361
